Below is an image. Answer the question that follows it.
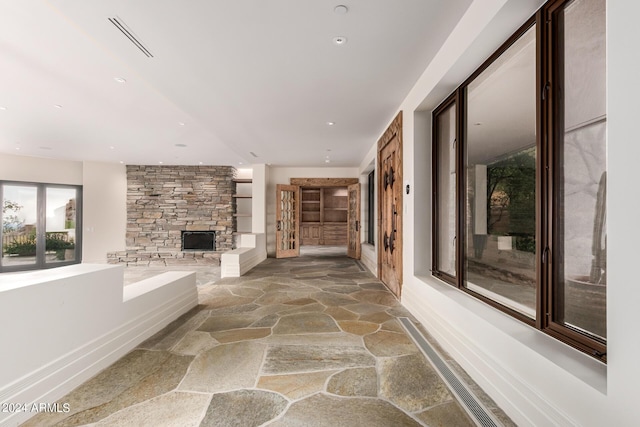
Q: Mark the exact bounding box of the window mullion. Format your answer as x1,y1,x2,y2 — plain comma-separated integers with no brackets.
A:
455,88,465,289
36,184,47,269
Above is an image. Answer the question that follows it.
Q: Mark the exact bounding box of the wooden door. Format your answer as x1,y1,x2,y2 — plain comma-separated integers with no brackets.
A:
276,184,300,258
347,183,361,259
378,112,403,297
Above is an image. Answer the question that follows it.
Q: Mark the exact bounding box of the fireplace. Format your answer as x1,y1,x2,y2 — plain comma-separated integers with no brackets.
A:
108,165,234,266
182,231,216,251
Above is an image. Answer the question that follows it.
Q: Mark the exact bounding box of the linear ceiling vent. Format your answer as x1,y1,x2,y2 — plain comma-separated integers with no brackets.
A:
108,16,154,58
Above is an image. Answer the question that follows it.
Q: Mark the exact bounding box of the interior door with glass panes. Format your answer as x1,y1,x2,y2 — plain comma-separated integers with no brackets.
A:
275,184,300,258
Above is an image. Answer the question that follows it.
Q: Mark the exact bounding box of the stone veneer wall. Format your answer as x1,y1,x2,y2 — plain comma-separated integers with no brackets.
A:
107,165,236,266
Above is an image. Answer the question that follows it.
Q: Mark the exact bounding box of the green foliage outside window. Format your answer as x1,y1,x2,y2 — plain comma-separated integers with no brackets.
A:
487,147,536,253
3,231,75,259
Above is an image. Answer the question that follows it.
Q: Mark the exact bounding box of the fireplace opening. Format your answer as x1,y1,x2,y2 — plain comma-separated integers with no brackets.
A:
182,231,215,251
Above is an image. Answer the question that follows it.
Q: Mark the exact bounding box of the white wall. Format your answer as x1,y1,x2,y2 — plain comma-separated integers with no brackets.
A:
82,162,127,262
606,0,640,422
0,153,83,185
251,164,268,234
0,155,127,264
266,166,358,256
358,0,638,425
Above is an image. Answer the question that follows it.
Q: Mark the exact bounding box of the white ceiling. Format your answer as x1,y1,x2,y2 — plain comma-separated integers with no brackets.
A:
0,0,472,167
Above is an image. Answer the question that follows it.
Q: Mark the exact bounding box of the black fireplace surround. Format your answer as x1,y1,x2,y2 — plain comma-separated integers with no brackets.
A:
181,231,216,251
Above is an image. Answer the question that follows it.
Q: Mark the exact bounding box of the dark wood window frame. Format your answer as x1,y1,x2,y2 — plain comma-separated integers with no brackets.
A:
431,0,606,361
431,94,459,286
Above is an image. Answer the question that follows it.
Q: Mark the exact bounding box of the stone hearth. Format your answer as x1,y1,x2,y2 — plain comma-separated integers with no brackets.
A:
108,165,236,266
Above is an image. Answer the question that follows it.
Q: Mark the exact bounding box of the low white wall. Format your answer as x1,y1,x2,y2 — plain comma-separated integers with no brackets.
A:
221,233,267,278
0,264,198,426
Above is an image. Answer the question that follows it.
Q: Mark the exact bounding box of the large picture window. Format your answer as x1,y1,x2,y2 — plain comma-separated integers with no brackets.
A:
1,181,82,272
431,0,606,359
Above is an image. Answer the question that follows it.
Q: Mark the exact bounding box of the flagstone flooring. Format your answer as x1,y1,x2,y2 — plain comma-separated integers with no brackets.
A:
22,250,514,427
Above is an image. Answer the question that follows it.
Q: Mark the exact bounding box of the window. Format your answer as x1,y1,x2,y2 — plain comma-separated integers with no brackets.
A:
431,0,606,359
367,170,375,245
1,181,82,272
432,97,458,283
464,23,538,319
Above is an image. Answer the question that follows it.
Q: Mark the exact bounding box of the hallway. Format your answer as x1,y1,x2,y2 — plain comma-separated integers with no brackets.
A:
23,252,513,426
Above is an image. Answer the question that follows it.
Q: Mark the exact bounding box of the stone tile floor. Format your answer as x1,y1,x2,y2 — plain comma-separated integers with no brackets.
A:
23,249,514,426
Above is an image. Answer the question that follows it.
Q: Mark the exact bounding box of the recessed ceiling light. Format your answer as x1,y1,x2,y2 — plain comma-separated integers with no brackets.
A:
332,36,347,45
325,159,331,163
199,161,203,165
15,147,20,151
0,106,7,111
114,77,127,83
54,104,63,109
158,161,163,164
109,146,115,150
326,121,335,126
178,122,185,126
175,143,187,147
334,5,349,14
119,161,124,164
239,162,243,165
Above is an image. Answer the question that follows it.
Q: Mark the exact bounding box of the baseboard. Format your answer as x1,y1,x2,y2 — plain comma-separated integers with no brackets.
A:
0,289,197,427
402,283,576,427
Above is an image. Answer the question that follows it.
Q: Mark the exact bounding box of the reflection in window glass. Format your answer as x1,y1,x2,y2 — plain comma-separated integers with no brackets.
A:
45,187,77,264
2,185,38,267
464,25,537,318
555,0,606,341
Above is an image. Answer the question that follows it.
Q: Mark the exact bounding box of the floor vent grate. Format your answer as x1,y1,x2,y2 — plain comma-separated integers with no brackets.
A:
399,317,502,427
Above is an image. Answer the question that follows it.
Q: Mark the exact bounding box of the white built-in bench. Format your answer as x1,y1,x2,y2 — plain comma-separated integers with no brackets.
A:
221,233,267,278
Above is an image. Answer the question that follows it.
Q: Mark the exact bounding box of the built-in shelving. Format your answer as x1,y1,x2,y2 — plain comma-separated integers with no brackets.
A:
300,187,347,245
232,178,252,247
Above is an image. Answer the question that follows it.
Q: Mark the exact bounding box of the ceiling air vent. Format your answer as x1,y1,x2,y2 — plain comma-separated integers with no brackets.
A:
108,16,154,58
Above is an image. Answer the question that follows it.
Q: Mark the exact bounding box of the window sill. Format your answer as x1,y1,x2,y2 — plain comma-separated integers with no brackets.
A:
412,274,607,394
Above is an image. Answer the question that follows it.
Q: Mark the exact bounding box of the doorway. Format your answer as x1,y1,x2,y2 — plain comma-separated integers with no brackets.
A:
377,112,403,297
275,178,360,259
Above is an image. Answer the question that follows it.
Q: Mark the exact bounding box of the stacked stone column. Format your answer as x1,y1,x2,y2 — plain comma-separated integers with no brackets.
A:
107,165,236,266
